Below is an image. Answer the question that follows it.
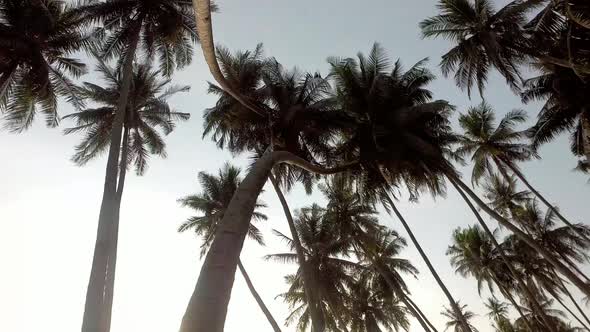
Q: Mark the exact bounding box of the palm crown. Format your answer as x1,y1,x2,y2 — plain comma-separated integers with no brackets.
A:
178,163,267,258
79,0,200,77
420,0,538,95
0,0,89,132
64,60,190,174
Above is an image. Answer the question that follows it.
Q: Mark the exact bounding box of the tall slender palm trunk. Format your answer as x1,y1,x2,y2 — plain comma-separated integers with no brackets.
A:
378,184,472,331
449,179,553,332
448,173,590,298
237,259,282,332
581,113,590,163
554,272,590,328
549,289,590,331
497,158,590,243
405,295,439,332
82,26,140,332
269,173,325,332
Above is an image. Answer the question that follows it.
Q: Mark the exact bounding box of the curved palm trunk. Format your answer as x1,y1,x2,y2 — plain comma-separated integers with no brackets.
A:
405,295,439,332
448,173,590,298
380,191,472,332
269,173,325,332
449,179,552,332
581,112,590,163
82,27,140,332
497,158,590,243
237,259,282,332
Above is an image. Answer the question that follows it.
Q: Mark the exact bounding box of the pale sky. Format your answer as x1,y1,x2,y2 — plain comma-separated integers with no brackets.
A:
2,1,589,332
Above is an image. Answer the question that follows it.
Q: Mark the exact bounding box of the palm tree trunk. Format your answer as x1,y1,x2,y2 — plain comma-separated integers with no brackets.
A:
405,295,439,332
449,179,553,332
102,127,130,332
82,25,140,332
555,272,590,328
549,290,590,331
379,189,472,332
559,252,590,284
497,158,590,243
495,281,535,332
269,173,325,332
448,172,590,298
237,259,282,332
581,111,590,163
179,150,355,332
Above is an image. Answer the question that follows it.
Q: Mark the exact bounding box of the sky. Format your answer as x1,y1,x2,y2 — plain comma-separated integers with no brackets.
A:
2,1,589,332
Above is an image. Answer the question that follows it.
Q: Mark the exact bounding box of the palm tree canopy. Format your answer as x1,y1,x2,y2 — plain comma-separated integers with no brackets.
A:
441,301,479,332
420,0,540,95
0,0,89,132
456,101,535,184
178,163,268,258
483,173,531,218
203,44,348,193
63,60,190,174
329,43,458,203
79,0,203,77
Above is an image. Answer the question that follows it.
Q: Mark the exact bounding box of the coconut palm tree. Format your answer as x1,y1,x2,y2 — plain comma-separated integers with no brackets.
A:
346,273,410,332
482,174,530,220
63,60,189,332
76,1,199,330
0,0,88,132
447,225,531,327
442,302,479,332
419,0,537,95
321,174,438,332
64,61,190,174
267,204,359,331
328,44,473,332
456,101,589,242
187,44,354,332
485,298,516,332
177,163,282,332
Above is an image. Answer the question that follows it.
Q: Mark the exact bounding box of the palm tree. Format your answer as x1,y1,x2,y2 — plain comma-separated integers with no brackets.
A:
321,174,438,332
485,298,516,332
0,0,88,132
456,101,589,242
482,174,530,220
522,60,590,165
184,43,354,332
346,274,410,332
177,163,282,332
419,0,536,95
76,1,198,331
442,302,479,332
64,61,190,175
267,204,358,331
447,225,531,328
328,44,473,332
63,60,189,332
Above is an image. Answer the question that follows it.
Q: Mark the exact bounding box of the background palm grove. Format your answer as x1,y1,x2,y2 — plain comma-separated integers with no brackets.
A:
2,0,590,332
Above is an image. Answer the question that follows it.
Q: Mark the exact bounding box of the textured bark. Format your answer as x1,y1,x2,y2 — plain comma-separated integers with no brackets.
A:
81,26,140,332
269,173,325,332
449,173,590,298
237,259,282,332
381,190,472,332
498,158,590,243
450,179,552,332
